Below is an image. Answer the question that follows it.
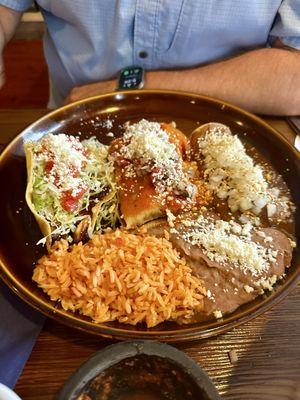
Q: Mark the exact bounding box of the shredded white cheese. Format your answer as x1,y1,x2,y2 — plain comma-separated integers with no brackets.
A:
32,134,89,196
255,274,277,291
197,125,270,214
244,285,254,294
113,119,196,203
174,214,278,277
121,120,180,168
213,310,223,319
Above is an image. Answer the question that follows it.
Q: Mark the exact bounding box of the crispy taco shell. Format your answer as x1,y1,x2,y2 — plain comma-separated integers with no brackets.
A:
24,143,52,250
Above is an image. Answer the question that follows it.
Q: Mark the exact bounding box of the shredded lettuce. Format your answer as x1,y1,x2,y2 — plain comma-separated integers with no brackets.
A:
29,135,120,244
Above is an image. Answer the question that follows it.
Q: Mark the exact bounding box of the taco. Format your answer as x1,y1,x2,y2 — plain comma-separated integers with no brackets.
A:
24,133,119,250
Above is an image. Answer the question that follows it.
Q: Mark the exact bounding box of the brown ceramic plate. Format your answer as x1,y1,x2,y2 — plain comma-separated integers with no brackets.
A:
0,90,299,342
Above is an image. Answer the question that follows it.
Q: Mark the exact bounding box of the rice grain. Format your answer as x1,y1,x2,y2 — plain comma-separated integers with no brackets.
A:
33,229,206,327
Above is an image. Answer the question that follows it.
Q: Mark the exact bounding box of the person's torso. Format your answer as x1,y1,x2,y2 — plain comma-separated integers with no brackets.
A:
38,0,282,102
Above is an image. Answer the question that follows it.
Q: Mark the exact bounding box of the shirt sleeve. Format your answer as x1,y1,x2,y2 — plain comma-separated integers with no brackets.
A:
0,0,32,12
269,0,300,50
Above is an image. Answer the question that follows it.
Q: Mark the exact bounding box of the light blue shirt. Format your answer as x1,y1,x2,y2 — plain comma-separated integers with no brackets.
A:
2,0,300,106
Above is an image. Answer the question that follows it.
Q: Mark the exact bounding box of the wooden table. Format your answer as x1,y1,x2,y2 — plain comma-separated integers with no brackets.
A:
1,110,299,400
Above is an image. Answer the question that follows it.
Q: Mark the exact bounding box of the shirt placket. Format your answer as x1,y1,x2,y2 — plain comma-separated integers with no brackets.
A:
133,0,160,69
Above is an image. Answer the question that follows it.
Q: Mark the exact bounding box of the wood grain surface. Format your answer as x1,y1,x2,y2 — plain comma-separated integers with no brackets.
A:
1,109,299,400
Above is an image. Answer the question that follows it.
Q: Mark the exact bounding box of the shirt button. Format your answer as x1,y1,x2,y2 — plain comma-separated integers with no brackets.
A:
138,51,148,59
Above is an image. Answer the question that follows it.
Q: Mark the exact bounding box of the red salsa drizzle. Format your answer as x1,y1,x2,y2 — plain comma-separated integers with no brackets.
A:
61,186,88,212
44,160,54,174
43,145,88,213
